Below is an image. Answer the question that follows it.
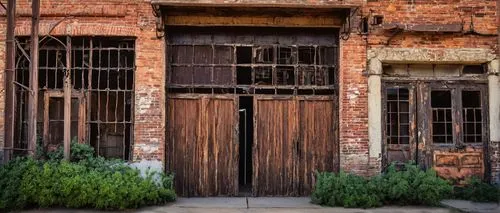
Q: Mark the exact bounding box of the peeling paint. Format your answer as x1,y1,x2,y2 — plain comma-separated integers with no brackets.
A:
347,87,360,104
136,142,159,154
136,87,159,114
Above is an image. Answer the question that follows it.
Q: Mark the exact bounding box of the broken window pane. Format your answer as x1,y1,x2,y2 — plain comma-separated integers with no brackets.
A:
276,66,294,85
277,47,295,64
315,67,328,86
462,91,483,143
386,88,410,144
254,67,272,85
298,46,315,64
237,66,252,85
316,47,336,65
431,90,453,144
255,46,274,64
298,66,315,85
237,46,252,64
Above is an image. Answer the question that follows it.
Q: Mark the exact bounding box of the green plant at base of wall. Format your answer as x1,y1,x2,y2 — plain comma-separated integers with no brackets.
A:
0,143,176,211
312,163,453,208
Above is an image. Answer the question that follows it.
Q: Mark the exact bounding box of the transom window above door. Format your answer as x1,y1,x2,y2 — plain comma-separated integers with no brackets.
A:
167,27,339,95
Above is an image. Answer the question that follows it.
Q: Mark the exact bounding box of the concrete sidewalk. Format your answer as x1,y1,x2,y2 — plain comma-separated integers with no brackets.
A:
440,200,500,213
21,197,454,213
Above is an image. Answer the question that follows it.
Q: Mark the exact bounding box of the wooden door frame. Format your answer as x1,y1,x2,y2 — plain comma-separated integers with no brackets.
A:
43,90,87,148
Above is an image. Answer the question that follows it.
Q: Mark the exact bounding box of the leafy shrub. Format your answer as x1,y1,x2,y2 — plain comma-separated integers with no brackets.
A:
0,143,176,211
377,164,453,206
453,177,500,202
311,163,453,208
311,172,382,208
41,139,96,162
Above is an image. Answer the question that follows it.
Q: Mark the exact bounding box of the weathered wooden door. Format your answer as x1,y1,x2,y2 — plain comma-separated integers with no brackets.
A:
253,96,337,196
297,97,338,195
424,84,488,183
253,97,299,196
167,95,238,196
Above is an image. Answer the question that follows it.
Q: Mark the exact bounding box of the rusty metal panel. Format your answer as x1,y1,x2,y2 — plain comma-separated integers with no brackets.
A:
167,95,238,196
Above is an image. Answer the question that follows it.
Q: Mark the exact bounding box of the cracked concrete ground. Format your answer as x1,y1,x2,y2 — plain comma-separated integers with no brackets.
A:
19,197,456,213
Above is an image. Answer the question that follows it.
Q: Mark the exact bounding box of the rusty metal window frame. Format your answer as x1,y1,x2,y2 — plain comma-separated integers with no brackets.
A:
13,36,136,160
166,27,339,96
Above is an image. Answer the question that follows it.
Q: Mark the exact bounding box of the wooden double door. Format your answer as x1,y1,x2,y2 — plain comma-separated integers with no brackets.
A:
167,95,338,196
383,82,488,183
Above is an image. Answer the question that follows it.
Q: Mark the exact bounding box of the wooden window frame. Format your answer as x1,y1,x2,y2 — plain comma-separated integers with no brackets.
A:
428,84,488,148
43,90,87,147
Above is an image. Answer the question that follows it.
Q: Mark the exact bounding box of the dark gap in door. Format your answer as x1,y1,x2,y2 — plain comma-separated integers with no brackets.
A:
238,96,253,196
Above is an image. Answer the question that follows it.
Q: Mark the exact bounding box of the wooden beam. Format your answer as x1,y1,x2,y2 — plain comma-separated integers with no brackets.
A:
4,0,16,162
63,36,71,160
27,0,40,156
166,15,343,28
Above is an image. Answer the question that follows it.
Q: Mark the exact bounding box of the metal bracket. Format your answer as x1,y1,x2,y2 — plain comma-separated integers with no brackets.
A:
152,4,165,39
340,7,360,40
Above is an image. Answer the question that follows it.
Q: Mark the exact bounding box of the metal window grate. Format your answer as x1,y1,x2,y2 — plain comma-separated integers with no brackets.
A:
13,37,135,160
386,88,410,144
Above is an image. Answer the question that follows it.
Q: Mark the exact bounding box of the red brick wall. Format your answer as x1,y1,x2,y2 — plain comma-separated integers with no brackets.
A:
339,33,370,176
366,0,497,49
364,0,498,178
